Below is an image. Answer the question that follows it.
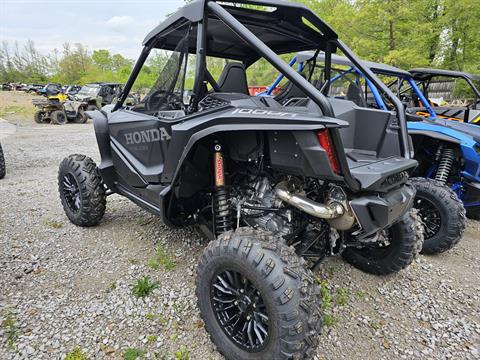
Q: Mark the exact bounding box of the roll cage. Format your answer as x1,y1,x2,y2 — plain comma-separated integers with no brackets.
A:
113,0,411,160
410,68,480,110
267,52,440,120
281,53,480,144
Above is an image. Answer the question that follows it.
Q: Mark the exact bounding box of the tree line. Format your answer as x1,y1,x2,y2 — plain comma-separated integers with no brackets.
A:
1,0,479,87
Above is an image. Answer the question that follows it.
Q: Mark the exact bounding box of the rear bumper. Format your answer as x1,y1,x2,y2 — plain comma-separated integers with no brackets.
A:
348,156,418,192
350,183,416,237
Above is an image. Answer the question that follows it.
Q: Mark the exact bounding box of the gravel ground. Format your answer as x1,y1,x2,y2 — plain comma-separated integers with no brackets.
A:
0,93,479,359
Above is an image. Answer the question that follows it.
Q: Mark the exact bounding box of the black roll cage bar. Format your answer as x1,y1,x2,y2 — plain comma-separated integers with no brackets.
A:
113,0,411,191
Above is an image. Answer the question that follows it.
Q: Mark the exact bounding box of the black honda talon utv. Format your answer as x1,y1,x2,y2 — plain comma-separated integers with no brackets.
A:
58,1,421,358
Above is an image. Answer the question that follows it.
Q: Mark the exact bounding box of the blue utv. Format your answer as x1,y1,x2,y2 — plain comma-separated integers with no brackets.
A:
408,68,480,125
262,52,475,254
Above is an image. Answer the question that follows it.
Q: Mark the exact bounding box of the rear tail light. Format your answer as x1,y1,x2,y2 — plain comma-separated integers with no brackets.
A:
316,129,341,175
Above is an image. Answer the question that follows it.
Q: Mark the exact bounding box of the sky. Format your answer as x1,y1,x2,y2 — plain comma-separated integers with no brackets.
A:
0,0,186,59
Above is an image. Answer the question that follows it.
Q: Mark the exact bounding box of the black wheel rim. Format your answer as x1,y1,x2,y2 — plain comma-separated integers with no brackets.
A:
62,173,81,212
415,196,441,239
211,270,270,352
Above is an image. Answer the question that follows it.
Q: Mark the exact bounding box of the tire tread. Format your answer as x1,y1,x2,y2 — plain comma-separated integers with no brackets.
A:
58,154,106,226
196,227,322,359
410,177,466,254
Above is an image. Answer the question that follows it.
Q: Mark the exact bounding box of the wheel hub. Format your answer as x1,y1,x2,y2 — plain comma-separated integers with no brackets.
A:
63,173,81,212
211,270,270,352
415,196,441,239
236,296,251,312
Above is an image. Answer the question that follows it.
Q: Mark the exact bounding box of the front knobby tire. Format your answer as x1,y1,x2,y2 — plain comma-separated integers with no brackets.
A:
58,154,106,226
411,178,466,254
72,106,89,124
0,143,5,179
196,227,322,360
342,209,423,275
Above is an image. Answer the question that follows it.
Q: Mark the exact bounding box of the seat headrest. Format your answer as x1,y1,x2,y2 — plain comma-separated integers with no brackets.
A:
217,62,249,95
346,83,365,107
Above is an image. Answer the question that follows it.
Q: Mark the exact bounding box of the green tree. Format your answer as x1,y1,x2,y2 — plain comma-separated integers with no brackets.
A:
55,43,92,83
92,49,112,72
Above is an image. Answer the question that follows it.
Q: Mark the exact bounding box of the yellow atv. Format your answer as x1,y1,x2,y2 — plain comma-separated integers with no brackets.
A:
32,93,68,125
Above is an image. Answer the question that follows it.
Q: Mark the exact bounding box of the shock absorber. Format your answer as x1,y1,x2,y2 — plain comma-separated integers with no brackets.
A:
213,143,232,236
435,147,455,184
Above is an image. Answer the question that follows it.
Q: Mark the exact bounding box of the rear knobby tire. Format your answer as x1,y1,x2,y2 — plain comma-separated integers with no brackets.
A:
51,110,67,125
0,143,5,179
58,154,106,226
411,178,466,254
342,209,422,275
196,227,322,360
34,110,44,124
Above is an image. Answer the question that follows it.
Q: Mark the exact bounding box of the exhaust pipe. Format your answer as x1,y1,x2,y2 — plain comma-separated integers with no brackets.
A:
275,183,344,219
275,182,356,230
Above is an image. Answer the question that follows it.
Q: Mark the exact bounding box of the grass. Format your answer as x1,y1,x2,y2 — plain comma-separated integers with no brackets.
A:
0,105,32,117
159,316,169,326
123,348,146,360
318,279,332,309
147,244,176,271
335,288,349,306
145,313,169,325
355,290,367,299
131,276,159,298
145,313,156,321
109,281,117,291
43,219,64,229
147,334,157,343
65,347,88,360
323,314,338,327
1,310,18,348
174,345,190,360
317,278,339,328
0,92,37,122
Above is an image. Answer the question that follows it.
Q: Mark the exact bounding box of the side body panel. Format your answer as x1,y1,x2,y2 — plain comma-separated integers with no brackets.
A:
408,121,480,182
92,105,348,218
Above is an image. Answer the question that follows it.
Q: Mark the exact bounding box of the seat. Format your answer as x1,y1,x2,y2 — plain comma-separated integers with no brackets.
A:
217,62,249,94
274,80,306,105
102,88,114,104
346,83,366,107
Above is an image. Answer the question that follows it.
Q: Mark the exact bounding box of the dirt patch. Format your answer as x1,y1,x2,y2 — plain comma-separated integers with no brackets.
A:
0,91,42,125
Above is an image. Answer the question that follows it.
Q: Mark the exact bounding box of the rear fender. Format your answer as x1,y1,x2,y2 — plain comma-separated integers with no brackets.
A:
163,110,349,184
408,122,480,181
90,110,116,190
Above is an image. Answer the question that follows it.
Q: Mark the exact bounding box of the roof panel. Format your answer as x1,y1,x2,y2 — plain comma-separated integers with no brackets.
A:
410,68,480,82
142,0,337,64
297,51,411,78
